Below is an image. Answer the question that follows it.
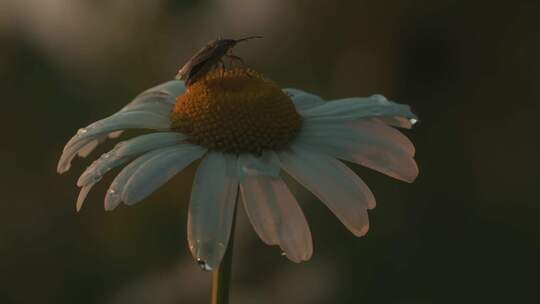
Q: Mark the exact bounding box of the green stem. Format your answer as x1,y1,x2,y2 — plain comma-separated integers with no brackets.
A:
211,190,239,304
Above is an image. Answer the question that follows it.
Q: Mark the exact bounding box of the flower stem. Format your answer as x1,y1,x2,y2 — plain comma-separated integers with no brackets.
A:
211,191,239,304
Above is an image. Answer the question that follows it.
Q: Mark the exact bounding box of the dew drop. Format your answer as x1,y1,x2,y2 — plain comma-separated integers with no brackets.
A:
77,128,88,135
197,259,213,271
371,94,386,102
101,153,111,159
104,189,121,210
410,118,418,125
107,188,119,199
281,251,287,257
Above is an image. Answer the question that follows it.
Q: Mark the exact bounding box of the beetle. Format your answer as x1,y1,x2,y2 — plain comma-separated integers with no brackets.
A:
175,36,263,86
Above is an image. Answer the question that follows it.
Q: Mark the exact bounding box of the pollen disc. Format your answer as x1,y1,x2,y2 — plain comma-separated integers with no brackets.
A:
171,68,302,154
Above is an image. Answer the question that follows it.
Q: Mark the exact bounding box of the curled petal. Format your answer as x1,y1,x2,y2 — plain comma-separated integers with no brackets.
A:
58,111,170,174
77,132,186,187
119,101,174,117
122,144,206,205
77,138,103,158
58,80,186,166
76,184,93,212
104,148,175,211
138,80,186,101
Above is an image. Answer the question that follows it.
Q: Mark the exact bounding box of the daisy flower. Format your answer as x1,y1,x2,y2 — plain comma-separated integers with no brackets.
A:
58,68,418,269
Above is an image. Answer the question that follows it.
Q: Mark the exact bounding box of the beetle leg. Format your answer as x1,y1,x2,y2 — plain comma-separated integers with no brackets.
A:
226,54,245,68
218,59,226,87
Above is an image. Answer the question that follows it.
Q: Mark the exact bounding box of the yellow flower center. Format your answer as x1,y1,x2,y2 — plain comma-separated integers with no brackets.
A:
171,68,302,154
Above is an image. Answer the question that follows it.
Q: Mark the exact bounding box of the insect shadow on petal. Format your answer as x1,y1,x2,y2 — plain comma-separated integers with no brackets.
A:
175,36,263,86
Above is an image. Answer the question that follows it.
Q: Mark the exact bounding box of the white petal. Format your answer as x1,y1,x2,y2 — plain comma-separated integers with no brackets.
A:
348,119,416,155
297,119,418,182
122,144,206,205
240,173,313,263
77,132,122,158
78,111,170,138
376,117,416,129
104,148,174,211
187,153,239,269
58,111,170,174
76,184,93,212
72,99,174,162
283,88,325,112
302,94,417,122
301,119,415,156
78,140,185,211
58,136,101,174
237,152,312,262
120,101,174,117
108,131,123,138
77,132,186,187
279,147,372,236
237,150,281,181
59,81,183,166
77,139,101,158
140,80,186,100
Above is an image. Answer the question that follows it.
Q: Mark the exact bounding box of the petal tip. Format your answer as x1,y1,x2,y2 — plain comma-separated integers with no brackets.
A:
104,203,116,211
105,188,122,211
354,224,370,237
403,167,420,183
404,176,418,183
57,162,69,174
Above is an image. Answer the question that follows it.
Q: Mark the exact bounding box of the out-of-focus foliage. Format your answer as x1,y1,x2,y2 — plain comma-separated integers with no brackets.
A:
1,0,539,303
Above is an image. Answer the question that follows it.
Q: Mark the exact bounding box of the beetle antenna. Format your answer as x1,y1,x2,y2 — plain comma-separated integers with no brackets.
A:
235,35,263,43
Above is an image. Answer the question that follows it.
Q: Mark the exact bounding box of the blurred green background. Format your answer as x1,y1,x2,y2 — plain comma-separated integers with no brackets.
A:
1,0,539,303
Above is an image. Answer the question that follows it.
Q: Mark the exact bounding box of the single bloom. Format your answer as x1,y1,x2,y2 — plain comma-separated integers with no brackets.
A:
58,68,418,269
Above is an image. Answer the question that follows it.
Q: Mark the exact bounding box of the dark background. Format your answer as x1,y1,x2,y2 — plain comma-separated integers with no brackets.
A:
1,0,539,303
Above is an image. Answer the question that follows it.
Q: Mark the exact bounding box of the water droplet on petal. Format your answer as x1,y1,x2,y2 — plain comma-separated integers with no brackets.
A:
372,94,386,102
281,251,287,257
101,153,111,159
197,259,213,271
410,118,418,125
106,188,120,201
77,128,88,135
114,143,126,151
